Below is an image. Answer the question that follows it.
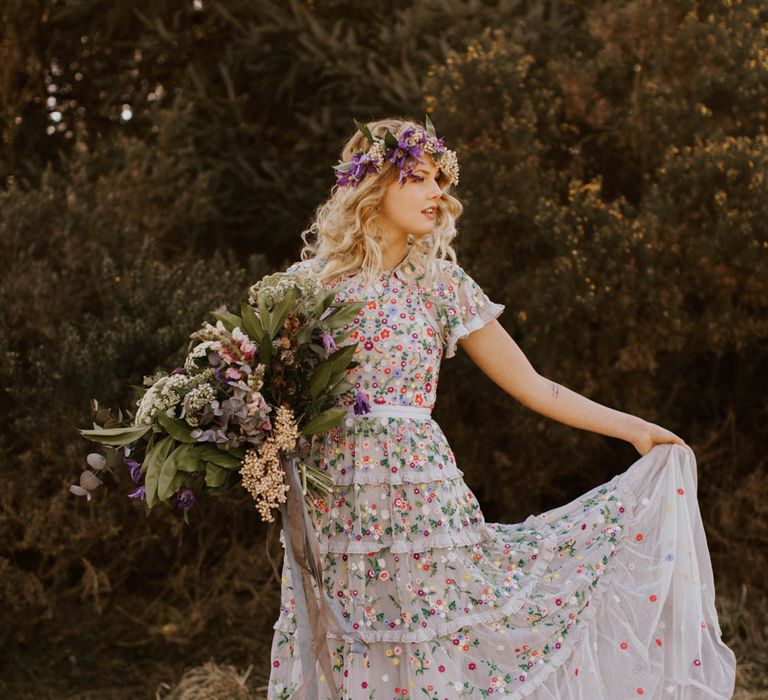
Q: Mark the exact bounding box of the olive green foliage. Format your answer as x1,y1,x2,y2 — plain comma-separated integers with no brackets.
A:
0,0,765,697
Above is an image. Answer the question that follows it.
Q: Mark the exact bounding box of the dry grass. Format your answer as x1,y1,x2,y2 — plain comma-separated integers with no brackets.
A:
156,661,253,700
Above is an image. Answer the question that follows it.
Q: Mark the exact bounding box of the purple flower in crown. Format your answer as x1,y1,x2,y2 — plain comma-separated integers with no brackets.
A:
353,390,372,415
335,151,381,187
126,457,142,484
171,487,197,511
333,115,459,189
390,127,426,184
430,135,447,157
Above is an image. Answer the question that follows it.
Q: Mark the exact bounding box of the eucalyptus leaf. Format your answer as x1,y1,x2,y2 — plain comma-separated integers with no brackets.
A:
78,424,152,446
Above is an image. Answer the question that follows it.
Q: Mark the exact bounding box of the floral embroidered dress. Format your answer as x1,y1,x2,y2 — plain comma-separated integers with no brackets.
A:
267,253,736,700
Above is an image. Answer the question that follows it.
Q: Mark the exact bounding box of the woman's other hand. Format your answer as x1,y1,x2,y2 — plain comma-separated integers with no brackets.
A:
631,421,689,457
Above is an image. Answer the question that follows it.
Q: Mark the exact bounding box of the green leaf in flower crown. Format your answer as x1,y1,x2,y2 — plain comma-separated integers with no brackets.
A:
155,410,196,443
270,286,297,337
144,435,175,509
240,304,264,341
209,309,242,332
300,407,349,436
78,424,152,446
196,444,242,469
384,130,399,150
354,119,375,144
205,462,229,488
424,113,437,138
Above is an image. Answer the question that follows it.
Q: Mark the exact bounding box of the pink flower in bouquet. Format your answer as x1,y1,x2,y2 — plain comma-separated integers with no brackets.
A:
226,366,244,380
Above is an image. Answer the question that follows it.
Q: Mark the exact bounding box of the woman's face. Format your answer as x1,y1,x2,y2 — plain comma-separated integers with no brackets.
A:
378,155,447,241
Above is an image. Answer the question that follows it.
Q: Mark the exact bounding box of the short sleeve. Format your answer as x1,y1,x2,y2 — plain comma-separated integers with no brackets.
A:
284,258,325,276
433,260,505,359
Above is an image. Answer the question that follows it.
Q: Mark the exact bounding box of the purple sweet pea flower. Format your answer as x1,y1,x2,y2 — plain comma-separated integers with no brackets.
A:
353,391,372,415
335,151,381,187
171,367,185,375
127,485,146,500
126,457,142,484
321,331,337,353
171,487,197,511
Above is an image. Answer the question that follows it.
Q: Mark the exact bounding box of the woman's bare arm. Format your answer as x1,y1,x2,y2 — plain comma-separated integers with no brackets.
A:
456,320,649,444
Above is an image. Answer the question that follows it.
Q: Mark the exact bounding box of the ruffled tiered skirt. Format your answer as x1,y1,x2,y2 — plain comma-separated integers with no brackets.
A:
267,411,736,699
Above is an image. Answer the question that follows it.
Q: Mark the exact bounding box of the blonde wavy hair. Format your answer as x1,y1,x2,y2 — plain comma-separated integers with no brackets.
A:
293,115,463,288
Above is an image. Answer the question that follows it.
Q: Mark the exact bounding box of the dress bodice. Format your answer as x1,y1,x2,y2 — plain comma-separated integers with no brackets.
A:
285,254,505,410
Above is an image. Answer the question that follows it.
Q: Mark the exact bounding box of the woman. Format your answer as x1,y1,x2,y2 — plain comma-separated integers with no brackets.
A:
267,116,736,699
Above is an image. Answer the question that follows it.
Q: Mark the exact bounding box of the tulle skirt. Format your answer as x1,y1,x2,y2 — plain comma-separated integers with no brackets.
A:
267,443,736,699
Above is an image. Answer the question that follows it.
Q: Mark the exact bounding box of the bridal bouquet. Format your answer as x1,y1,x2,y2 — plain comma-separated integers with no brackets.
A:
71,269,365,523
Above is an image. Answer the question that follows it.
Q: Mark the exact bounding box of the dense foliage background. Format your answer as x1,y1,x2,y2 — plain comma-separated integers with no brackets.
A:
1,0,765,697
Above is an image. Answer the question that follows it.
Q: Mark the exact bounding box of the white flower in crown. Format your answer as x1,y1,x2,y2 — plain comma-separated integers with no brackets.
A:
333,113,460,189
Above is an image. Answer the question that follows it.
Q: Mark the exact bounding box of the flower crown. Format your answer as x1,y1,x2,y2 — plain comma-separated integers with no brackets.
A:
333,114,460,189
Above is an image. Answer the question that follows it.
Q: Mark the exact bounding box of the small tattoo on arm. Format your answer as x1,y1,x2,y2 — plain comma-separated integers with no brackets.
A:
550,381,560,399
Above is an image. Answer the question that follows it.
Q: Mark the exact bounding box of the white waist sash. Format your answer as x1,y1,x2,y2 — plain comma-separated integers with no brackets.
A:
344,403,433,419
